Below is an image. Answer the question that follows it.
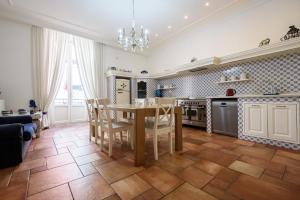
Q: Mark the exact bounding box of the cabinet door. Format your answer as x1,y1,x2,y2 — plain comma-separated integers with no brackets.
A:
243,103,268,138
268,104,298,143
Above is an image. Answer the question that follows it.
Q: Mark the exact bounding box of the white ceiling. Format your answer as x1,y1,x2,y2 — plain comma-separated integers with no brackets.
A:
0,0,240,49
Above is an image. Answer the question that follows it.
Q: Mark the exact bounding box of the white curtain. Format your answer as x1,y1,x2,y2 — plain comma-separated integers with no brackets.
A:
94,42,107,98
73,37,106,98
32,26,68,113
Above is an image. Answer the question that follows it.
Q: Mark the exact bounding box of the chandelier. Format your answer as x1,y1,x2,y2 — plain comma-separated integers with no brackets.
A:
118,0,149,52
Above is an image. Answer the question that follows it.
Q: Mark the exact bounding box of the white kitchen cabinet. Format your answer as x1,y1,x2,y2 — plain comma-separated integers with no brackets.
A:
244,103,268,138
268,103,298,143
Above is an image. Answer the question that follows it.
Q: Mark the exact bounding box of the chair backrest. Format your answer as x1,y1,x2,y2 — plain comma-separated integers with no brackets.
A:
134,98,146,106
154,98,176,129
95,98,112,130
146,98,157,106
85,99,96,122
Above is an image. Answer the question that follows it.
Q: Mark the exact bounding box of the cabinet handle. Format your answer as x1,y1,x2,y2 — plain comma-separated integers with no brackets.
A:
276,105,287,108
251,105,260,107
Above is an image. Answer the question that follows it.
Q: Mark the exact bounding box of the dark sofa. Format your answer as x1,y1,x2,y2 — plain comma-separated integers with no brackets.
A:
0,115,37,168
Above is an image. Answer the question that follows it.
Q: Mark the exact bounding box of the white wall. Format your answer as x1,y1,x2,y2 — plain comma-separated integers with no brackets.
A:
103,45,149,74
0,18,33,111
147,0,300,73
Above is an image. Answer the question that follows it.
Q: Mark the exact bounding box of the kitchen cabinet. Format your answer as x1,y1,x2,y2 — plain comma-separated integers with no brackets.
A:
243,102,299,144
268,104,298,143
244,103,268,138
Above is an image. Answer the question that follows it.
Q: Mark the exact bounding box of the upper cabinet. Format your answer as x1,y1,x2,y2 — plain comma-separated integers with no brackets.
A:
106,38,300,79
268,104,298,143
243,102,299,144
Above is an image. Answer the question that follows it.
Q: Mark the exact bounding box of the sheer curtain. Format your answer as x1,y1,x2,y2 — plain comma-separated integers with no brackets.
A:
73,36,106,98
32,26,68,114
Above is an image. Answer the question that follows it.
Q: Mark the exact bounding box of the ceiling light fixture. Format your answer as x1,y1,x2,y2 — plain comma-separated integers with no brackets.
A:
205,2,210,6
117,0,149,52
184,15,189,20
167,25,172,29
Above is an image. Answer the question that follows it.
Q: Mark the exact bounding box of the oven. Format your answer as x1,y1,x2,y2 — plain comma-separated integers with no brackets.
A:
177,99,207,128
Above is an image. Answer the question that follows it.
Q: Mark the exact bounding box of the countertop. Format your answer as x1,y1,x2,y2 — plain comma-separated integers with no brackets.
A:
206,93,300,99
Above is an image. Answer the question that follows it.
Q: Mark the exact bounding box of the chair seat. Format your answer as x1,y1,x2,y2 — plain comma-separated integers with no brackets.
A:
102,121,132,132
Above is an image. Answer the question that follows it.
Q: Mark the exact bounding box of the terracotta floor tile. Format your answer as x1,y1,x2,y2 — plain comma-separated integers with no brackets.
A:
233,139,254,146
163,183,217,200
14,158,46,173
112,174,151,200
229,160,264,178
276,149,300,161
183,142,206,152
272,155,300,168
70,173,114,200
30,166,48,175
201,142,223,150
9,170,30,186
209,178,230,190
229,175,300,200
79,163,98,176
138,166,183,195
203,184,240,200
197,149,239,167
283,166,300,186
0,167,13,187
215,168,240,186
155,154,194,174
46,153,75,169
27,184,73,200
0,183,27,200
260,174,300,192
177,166,213,189
264,162,286,179
34,141,55,150
70,145,98,157
134,188,163,200
57,147,69,154
28,163,82,195
96,159,144,184
178,150,202,161
25,148,57,161
193,159,224,175
75,152,104,165
234,146,275,160
104,194,121,200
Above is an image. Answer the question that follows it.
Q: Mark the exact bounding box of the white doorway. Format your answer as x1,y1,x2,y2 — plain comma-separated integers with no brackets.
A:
53,40,87,124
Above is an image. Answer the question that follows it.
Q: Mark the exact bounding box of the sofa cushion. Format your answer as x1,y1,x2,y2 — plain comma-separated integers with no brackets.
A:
0,115,33,125
23,123,37,141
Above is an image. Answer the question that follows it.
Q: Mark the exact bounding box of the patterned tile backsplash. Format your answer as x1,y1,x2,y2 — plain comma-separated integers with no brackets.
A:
158,52,300,97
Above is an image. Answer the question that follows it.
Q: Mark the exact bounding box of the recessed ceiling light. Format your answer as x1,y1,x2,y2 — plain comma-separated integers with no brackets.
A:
167,25,172,29
184,15,189,20
155,33,159,37
205,2,210,6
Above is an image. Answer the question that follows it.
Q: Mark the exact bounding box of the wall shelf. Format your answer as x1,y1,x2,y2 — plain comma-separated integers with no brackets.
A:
216,79,252,84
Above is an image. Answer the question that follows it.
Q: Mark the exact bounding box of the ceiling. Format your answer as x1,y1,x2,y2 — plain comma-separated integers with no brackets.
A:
0,0,241,50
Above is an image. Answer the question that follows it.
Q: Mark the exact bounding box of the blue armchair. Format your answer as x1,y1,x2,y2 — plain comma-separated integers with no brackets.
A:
0,115,37,168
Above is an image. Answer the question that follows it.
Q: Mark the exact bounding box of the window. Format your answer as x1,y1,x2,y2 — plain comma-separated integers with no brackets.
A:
55,39,85,106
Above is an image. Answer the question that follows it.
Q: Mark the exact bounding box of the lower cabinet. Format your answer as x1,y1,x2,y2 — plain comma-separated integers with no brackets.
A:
268,104,298,143
244,103,268,138
243,102,299,144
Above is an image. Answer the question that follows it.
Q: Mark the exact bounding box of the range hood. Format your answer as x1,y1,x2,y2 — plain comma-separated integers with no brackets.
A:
176,57,220,75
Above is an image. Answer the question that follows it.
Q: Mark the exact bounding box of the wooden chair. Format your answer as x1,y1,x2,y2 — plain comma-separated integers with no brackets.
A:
95,98,133,156
85,99,99,143
145,98,176,160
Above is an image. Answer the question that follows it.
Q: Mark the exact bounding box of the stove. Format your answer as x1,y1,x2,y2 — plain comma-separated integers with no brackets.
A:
177,98,207,128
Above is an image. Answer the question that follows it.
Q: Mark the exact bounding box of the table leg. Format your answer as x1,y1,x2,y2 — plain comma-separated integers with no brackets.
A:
135,109,145,166
175,108,183,151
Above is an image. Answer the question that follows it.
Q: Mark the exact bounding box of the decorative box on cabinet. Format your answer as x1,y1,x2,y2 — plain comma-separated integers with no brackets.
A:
268,103,298,143
243,103,268,138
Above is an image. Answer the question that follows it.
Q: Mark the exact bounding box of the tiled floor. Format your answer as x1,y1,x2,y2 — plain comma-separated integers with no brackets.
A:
1,123,300,200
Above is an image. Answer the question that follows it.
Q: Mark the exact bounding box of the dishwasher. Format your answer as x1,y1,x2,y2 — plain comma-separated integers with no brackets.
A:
212,99,238,137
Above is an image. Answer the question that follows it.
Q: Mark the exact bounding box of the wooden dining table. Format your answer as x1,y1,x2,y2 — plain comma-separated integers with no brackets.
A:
107,104,183,166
